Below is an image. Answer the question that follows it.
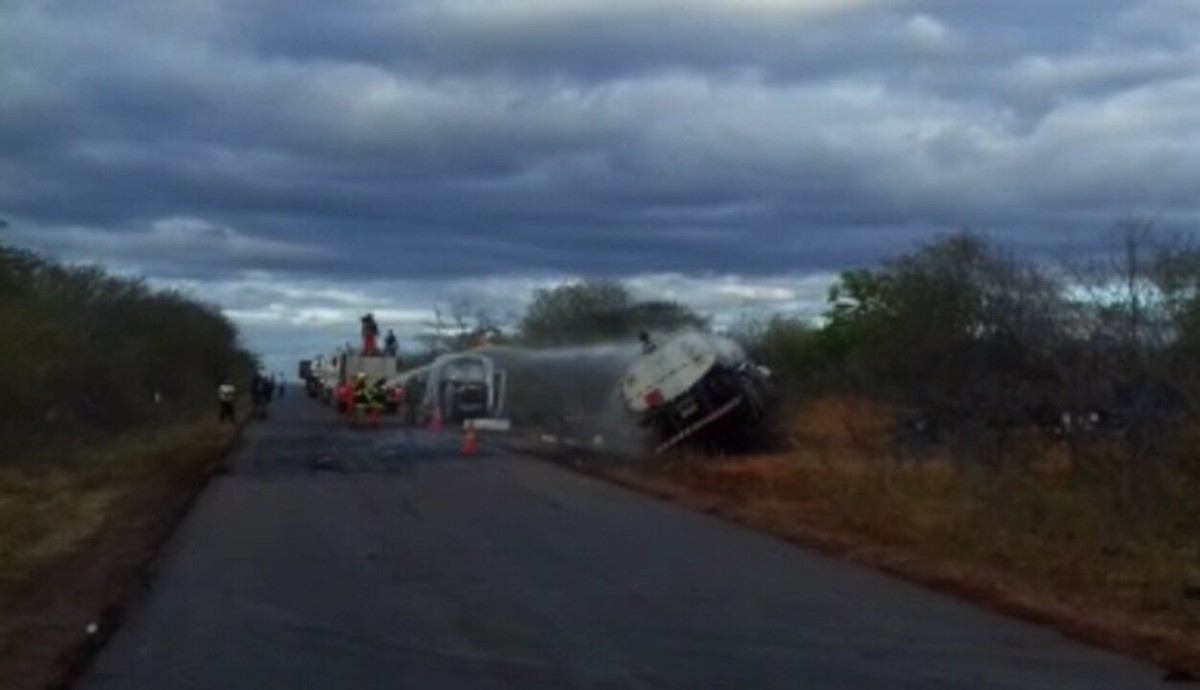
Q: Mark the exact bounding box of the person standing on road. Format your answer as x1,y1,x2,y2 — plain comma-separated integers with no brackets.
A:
218,380,236,424
403,377,421,426
383,329,398,357
251,373,272,419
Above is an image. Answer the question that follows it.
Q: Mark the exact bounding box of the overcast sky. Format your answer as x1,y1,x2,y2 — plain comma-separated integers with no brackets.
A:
3,0,1199,373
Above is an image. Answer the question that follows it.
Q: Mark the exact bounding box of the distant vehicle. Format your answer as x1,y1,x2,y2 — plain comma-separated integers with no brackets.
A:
619,331,772,453
298,359,319,398
307,353,340,403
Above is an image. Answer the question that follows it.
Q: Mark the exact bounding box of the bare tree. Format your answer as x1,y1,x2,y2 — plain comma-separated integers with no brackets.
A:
415,298,511,356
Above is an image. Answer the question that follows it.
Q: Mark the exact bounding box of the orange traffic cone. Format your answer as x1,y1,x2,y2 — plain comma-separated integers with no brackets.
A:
461,422,480,457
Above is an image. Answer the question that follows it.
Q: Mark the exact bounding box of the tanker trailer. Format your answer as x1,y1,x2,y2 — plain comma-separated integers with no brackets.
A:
619,331,772,454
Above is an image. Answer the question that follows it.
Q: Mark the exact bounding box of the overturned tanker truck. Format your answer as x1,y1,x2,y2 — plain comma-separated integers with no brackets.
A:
620,331,774,454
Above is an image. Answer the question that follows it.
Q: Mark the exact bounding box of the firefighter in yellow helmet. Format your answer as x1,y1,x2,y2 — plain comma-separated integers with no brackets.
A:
353,372,369,407
368,377,387,427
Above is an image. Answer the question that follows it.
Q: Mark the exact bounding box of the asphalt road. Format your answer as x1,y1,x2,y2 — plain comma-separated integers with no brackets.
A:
78,391,1165,689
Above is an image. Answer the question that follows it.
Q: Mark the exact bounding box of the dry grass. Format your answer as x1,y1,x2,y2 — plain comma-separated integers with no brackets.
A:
0,418,233,602
618,396,1200,672
0,415,240,690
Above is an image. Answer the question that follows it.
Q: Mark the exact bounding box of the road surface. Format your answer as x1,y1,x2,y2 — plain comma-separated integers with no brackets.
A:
79,391,1164,689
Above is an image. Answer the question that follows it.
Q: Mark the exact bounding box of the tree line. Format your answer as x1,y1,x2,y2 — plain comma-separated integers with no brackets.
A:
732,224,1200,475
416,223,1200,473
0,245,257,462
412,279,706,356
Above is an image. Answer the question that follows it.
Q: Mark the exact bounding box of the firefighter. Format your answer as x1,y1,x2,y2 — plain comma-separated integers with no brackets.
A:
368,379,387,427
353,372,368,402
337,380,354,419
340,372,364,425
393,381,406,418
251,373,270,419
361,313,380,355
403,378,419,426
383,329,398,356
639,331,657,353
218,379,236,424
350,372,367,420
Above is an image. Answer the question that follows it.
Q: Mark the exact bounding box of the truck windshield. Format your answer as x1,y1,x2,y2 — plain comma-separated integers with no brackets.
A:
444,359,486,382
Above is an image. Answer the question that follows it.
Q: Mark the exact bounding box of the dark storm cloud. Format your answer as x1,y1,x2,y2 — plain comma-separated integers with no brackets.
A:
3,0,1200,363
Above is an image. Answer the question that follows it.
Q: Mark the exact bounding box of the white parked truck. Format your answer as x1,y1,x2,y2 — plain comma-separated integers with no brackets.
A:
331,351,402,412
309,352,342,404
619,331,772,453
390,352,506,425
301,354,334,399
340,352,401,385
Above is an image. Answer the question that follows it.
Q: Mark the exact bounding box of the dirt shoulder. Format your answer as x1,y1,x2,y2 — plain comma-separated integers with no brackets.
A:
594,456,1200,681
0,418,242,690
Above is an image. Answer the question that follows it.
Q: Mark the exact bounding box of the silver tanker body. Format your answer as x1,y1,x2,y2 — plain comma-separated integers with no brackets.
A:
620,331,772,453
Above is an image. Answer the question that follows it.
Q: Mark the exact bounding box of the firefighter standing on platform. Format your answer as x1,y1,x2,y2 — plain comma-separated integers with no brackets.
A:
383,329,398,356
361,313,380,355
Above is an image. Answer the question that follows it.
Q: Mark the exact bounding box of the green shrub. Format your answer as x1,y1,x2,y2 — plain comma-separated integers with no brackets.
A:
0,246,255,463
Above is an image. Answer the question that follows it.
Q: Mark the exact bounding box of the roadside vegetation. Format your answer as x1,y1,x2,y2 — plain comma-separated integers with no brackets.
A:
0,241,255,686
0,241,254,578
631,224,1200,668
0,245,255,462
724,226,1200,591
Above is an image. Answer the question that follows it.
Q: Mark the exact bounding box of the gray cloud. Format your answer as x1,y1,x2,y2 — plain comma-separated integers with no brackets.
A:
2,0,1199,362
